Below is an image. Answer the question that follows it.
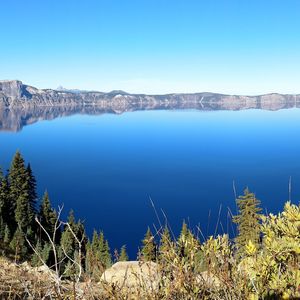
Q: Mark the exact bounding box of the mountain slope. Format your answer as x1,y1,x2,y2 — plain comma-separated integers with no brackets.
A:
1,80,299,111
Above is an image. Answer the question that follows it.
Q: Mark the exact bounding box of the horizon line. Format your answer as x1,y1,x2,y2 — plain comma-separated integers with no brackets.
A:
1,79,300,97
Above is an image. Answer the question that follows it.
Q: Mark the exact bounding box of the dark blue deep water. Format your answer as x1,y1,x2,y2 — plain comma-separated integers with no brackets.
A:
1,109,300,256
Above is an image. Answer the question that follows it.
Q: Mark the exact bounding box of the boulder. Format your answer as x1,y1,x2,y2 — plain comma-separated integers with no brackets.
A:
100,261,159,289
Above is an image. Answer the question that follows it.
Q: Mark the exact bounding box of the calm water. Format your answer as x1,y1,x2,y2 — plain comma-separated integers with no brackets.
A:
1,109,300,256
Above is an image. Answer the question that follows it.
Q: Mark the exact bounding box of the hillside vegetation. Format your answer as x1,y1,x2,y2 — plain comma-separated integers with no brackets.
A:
0,152,299,299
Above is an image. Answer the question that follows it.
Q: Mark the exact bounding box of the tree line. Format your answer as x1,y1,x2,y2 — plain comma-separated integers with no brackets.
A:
0,152,117,278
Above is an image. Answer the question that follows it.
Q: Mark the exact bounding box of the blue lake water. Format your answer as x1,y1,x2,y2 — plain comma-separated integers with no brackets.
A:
1,109,300,257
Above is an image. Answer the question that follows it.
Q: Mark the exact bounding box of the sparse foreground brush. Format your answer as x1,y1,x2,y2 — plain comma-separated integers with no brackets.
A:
100,202,300,300
0,200,299,299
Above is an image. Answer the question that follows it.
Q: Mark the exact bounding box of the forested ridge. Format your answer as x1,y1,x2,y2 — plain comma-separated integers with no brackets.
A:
0,151,299,299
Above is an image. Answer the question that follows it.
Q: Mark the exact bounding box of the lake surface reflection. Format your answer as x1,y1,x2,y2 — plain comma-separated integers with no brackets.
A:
1,108,299,256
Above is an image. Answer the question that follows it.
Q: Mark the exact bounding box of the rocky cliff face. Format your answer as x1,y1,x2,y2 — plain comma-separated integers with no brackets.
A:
0,80,300,131
0,80,23,99
1,80,299,111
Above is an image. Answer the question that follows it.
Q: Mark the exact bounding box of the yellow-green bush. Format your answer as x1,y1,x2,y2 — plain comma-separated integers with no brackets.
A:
154,201,300,299
239,201,300,299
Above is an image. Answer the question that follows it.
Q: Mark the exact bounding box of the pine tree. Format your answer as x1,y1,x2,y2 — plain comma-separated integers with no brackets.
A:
178,220,190,257
60,210,87,275
31,240,43,267
26,164,38,216
233,188,262,257
104,240,111,266
75,220,87,251
15,193,30,231
0,176,12,231
119,245,129,261
74,219,87,269
67,209,76,230
60,225,75,258
98,231,112,268
41,242,52,264
179,220,189,241
9,151,27,214
8,151,34,231
159,225,172,260
85,240,92,275
141,227,156,261
63,260,75,279
63,249,82,280
91,229,99,252
60,209,78,258
10,227,27,261
39,191,57,241
85,230,108,278
59,227,75,275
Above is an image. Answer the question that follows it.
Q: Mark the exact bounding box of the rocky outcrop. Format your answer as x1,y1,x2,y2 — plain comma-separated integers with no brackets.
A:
100,261,220,293
100,261,159,289
0,80,23,99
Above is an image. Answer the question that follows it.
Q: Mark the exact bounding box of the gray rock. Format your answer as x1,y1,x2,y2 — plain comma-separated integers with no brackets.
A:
0,80,23,99
100,261,159,289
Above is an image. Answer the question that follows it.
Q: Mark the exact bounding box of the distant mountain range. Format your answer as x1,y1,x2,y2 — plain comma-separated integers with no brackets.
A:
0,80,299,112
1,80,300,131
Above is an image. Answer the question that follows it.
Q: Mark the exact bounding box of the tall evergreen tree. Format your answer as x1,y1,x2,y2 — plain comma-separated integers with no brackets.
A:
8,151,27,214
85,240,94,275
60,210,87,275
67,209,76,229
233,188,262,257
8,151,34,231
98,231,112,268
74,219,87,269
85,231,101,277
39,191,57,242
141,227,156,261
85,230,111,277
26,164,38,215
61,225,75,258
0,176,13,231
31,240,43,267
119,245,129,261
15,193,30,231
60,225,75,273
91,230,99,252
0,176,8,231
60,209,80,258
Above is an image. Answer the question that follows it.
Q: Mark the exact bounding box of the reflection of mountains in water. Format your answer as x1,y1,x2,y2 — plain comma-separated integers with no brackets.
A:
1,96,300,132
0,80,300,131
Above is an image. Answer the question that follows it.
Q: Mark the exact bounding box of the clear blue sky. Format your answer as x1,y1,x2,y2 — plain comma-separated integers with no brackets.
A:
1,0,300,94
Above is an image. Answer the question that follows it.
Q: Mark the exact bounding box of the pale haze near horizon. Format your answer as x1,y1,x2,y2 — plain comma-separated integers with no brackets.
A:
0,0,299,95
